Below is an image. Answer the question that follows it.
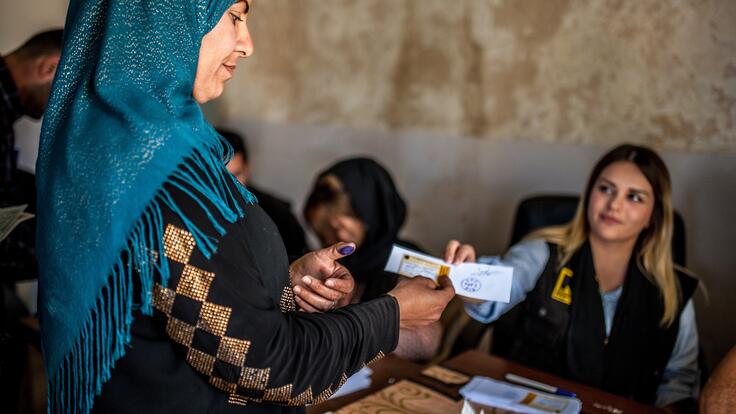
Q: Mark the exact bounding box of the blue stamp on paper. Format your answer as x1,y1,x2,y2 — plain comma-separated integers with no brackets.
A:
461,277,481,293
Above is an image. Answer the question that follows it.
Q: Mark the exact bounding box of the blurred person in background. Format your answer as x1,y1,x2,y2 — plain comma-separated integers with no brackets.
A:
219,128,307,260
0,28,62,414
303,157,442,361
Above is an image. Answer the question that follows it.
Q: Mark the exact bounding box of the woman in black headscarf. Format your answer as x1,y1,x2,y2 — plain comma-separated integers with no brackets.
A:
304,157,441,359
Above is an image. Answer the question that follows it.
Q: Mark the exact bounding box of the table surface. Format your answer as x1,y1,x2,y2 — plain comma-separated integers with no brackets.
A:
309,350,666,414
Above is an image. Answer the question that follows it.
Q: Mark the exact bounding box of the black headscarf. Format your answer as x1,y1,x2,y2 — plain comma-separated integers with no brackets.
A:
315,157,411,299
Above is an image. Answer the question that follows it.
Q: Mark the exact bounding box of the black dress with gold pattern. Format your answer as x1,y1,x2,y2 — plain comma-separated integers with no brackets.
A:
92,161,399,413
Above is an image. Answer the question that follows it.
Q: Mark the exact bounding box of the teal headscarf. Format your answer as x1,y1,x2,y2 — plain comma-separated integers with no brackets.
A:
36,0,251,412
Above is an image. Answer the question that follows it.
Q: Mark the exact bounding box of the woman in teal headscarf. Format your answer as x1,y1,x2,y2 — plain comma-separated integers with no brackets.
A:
38,0,454,412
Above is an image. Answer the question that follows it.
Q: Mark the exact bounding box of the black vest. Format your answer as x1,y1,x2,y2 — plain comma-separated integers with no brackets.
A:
492,242,698,404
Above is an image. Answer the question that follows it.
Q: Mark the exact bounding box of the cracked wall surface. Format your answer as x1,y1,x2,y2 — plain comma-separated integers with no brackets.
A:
2,0,735,370
224,0,736,153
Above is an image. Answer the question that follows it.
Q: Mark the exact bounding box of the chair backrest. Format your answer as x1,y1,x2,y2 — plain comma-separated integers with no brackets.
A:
508,194,686,266
508,195,579,248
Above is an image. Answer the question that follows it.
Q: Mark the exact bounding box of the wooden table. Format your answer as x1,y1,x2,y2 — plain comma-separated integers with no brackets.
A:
309,350,666,414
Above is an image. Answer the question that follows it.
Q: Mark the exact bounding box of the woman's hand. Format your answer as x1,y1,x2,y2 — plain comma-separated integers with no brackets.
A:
444,239,477,264
444,240,484,303
388,276,455,329
289,242,357,312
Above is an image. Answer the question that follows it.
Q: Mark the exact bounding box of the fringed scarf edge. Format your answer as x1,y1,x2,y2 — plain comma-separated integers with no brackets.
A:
45,139,255,413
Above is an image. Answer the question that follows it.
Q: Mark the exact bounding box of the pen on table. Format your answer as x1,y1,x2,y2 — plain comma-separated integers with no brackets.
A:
504,373,577,398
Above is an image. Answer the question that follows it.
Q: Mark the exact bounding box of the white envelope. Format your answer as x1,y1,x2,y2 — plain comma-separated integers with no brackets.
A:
384,245,513,303
452,262,513,302
460,376,582,414
384,245,451,280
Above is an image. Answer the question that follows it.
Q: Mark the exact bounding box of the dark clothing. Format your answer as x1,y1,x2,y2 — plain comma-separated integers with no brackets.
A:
0,55,33,414
316,158,409,301
93,162,399,413
248,185,307,262
0,56,23,190
0,169,37,280
353,239,423,302
495,241,698,404
0,55,37,280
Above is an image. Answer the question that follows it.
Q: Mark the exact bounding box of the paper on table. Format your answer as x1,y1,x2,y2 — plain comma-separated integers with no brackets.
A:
384,245,513,303
0,204,34,242
330,366,373,399
421,365,471,385
459,377,581,414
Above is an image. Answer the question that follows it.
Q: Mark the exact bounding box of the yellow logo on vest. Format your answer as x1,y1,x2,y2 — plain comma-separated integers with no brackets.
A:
551,267,573,305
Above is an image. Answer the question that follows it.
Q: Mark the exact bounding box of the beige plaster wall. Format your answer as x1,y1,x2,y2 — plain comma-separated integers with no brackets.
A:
2,0,735,373
4,1,734,153
230,119,736,374
0,0,67,52
225,0,736,153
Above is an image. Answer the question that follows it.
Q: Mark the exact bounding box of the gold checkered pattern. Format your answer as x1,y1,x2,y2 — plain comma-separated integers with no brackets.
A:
338,372,349,389
264,384,293,402
238,367,270,390
152,284,176,314
210,376,237,394
154,224,381,407
198,302,231,337
228,394,248,406
313,387,335,404
279,286,296,313
217,336,251,366
177,265,215,301
187,348,216,376
288,386,313,406
163,224,196,264
166,316,195,347
366,350,386,366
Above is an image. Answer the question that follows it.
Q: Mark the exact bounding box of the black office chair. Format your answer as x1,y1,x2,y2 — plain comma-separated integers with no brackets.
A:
508,195,580,248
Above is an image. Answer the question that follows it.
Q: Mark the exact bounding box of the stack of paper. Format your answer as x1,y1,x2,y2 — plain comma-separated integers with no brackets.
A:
384,245,513,302
330,366,373,399
0,204,34,242
460,377,581,414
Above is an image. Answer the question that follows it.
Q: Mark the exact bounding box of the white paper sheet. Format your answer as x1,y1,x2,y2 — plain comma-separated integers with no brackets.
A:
459,377,581,414
0,204,34,242
384,245,513,303
453,262,513,302
329,366,373,399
